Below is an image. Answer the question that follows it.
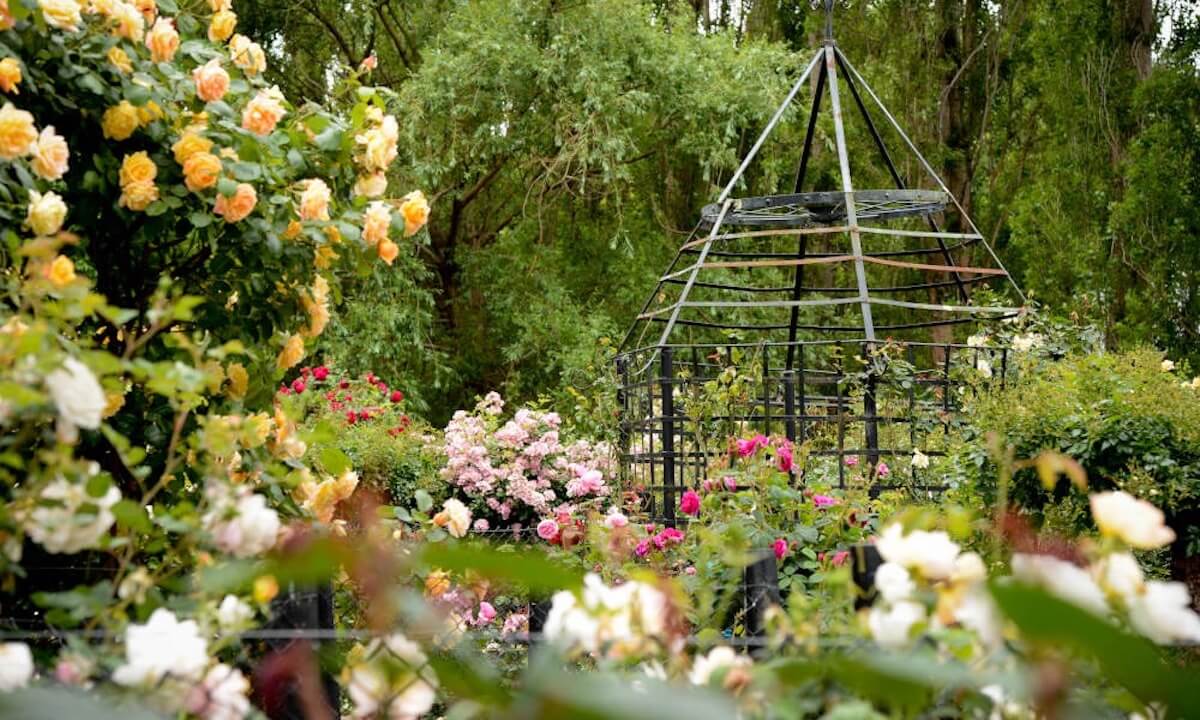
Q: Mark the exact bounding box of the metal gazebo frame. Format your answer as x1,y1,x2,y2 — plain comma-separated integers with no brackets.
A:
615,1,1025,525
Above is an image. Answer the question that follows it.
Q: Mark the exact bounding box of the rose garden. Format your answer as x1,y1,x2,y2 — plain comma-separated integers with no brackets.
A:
0,0,1199,718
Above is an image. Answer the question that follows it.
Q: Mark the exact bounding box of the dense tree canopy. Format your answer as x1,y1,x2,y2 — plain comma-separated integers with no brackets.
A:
243,0,1200,420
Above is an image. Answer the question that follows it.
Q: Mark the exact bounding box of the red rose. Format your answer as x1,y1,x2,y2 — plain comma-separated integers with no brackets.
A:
338,380,350,389
313,366,329,381
390,390,404,403
291,378,306,393
346,410,357,424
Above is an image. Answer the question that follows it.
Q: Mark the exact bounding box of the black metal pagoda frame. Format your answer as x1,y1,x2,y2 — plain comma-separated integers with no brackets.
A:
615,1,1025,524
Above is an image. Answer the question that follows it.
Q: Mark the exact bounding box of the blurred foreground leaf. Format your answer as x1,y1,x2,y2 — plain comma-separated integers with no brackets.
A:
419,542,582,594
0,686,164,720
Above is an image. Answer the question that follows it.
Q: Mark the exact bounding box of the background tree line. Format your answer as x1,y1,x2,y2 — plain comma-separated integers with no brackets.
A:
237,0,1200,421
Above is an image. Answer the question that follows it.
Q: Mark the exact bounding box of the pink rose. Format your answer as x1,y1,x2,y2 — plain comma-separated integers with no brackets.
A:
604,510,628,529
845,456,859,467
812,494,839,509
312,366,329,381
736,434,769,457
723,476,738,491
773,538,788,560
776,442,793,472
876,461,890,478
679,490,701,517
536,519,558,541
476,601,496,625
634,539,650,557
684,565,697,576
830,550,850,567
661,528,684,543
473,518,489,532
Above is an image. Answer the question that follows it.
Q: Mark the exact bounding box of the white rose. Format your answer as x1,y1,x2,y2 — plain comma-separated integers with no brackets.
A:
46,357,106,431
0,643,33,691
953,551,988,585
439,498,471,538
26,189,68,236
1092,552,1144,601
347,634,437,719
113,609,209,686
911,449,930,469
184,663,251,720
1090,491,1176,550
954,588,1003,648
1161,359,1175,372
1011,553,1108,616
688,645,751,686
873,562,915,603
204,488,280,558
876,524,961,580
23,474,120,554
216,595,254,630
1126,581,1200,645
868,600,925,649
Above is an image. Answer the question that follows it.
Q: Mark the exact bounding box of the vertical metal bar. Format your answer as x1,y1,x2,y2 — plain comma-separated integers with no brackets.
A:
762,344,771,436
798,344,808,441
906,344,917,449
616,356,630,486
836,354,846,490
718,51,823,204
660,348,677,527
834,51,968,303
942,345,953,434
783,370,797,483
825,45,876,342
863,344,880,469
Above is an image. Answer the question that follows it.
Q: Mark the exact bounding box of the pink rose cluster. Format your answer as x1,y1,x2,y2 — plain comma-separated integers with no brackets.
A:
635,524,686,558
735,433,795,472
439,393,613,526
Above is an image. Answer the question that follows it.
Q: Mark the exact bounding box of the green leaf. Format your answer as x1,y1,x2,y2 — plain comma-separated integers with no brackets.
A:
318,446,352,475
415,489,434,512
418,542,582,594
229,162,262,181
189,211,212,228
0,686,164,720
216,177,239,197
112,500,152,533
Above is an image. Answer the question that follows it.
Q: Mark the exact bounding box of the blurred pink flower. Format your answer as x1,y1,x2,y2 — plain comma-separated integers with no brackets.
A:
680,490,701,516
830,550,850,566
736,434,769,457
536,519,558,541
773,538,788,560
845,456,858,467
812,494,839,508
876,462,890,478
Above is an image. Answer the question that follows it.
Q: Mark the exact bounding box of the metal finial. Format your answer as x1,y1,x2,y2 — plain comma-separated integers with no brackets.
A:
823,0,835,41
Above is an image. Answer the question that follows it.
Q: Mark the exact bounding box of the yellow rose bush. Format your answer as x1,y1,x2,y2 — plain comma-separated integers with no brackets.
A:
0,0,430,715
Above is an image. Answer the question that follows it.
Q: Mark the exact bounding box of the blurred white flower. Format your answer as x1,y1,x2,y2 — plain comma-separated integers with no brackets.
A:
347,634,437,719
435,498,471,538
911,449,930,469
23,474,120,554
876,524,961,580
874,562,915,603
1126,581,1200,645
689,645,751,686
204,486,280,558
1092,552,1144,601
868,600,925,649
953,552,988,585
1010,334,1043,353
955,588,1003,649
1090,491,1175,550
544,574,667,658
46,357,105,434
0,643,33,691
967,334,988,347
216,595,254,630
113,608,209,686
977,358,993,378
1161,359,1175,372
117,566,153,605
1011,553,1108,616
185,663,251,720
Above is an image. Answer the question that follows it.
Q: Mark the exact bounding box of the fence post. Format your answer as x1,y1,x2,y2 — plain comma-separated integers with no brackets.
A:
742,550,782,647
660,347,676,527
264,582,339,720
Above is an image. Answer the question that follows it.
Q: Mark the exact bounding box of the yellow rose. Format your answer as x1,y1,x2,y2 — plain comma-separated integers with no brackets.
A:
107,46,133,73
282,219,302,240
313,244,337,269
111,1,143,41
301,275,329,337
27,190,68,236
87,0,116,15
400,190,430,237
0,58,21,94
43,254,76,287
136,100,163,125
132,0,154,22
353,171,387,198
322,224,341,244
228,34,265,76
30,126,69,181
192,58,229,103
208,9,235,43
101,100,139,141
40,0,82,31
0,0,13,31
213,182,256,223
182,150,221,192
144,17,178,63
276,333,304,370
119,150,157,186
240,87,286,136
361,201,390,247
424,571,450,598
226,362,248,399
0,102,36,159
119,179,158,211
377,238,399,266
253,575,279,604
171,131,212,165
297,178,330,221
208,0,231,13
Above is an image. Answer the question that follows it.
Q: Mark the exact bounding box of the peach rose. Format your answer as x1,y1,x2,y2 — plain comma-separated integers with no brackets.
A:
30,126,69,180
119,180,158,211
0,58,21,94
192,58,229,103
0,102,35,159
208,9,235,43
40,0,82,31
145,17,178,63
361,201,390,247
228,34,265,76
101,100,139,140
377,238,399,266
111,1,144,41
119,151,156,186
297,178,330,221
313,244,337,269
241,87,286,136
182,151,221,192
276,334,304,371
353,172,387,198
0,0,13,31
44,255,76,287
132,0,154,22
27,190,68,236
354,114,398,172
172,132,212,165
107,47,132,73
400,190,430,237
208,0,230,11
214,182,256,223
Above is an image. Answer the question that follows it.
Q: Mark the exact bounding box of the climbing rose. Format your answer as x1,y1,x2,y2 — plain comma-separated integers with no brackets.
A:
0,102,35,158
536,519,559,541
39,0,82,31
30,126,68,180
26,189,67,236
192,58,230,103
241,86,286,136
213,183,256,223
144,17,180,63
0,643,33,691
47,357,105,431
0,58,18,94
400,190,430,236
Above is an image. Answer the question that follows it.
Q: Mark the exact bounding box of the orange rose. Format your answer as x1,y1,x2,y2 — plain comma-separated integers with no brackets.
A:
0,102,36,159
0,0,13,31
171,132,212,165
208,8,235,43
119,180,158,211
118,150,156,186
282,220,302,240
0,58,21,94
30,126,69,180
43,255,76,287
182,150,221,192
132,0,155,23
208,0,230,11
377,238,399,265
297,178,330,221
361,201,390,247
192,58,229,103
144,17,178,63
240,87,286,136
276,333,304,370
399,190,430,237
213,182,256,223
